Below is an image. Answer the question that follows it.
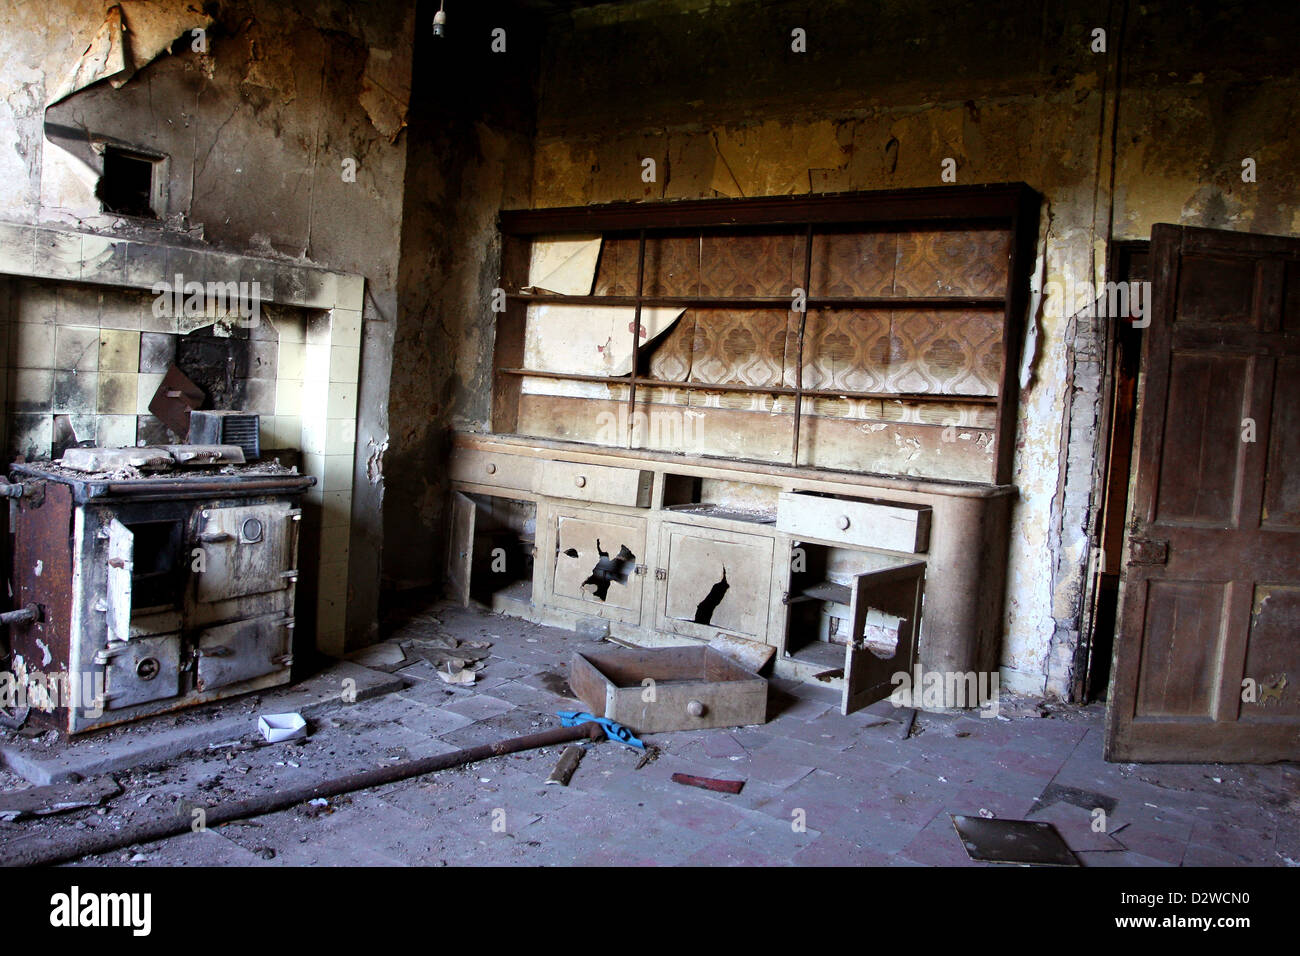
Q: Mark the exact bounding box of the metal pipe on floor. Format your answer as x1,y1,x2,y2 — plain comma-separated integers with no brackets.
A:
0,720,605,868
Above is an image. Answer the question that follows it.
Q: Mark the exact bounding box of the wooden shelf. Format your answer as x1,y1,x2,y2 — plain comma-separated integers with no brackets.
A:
785,640,846,668
500,368,634,385
508,293,1004,310
495,186,1041,485
805,389,997,406
662,503,777,525
787,581,852,605
501,369,1000,406
498,185,1034,233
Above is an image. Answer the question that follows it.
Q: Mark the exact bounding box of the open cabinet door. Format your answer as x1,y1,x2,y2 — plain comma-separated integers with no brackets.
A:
842,562,925,715
105,518,133,643
1106,224,1300,762
446,492,476,607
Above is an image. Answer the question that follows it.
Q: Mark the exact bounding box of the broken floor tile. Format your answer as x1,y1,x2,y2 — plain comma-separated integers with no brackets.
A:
439,693,517,722
725,751,817,791
1026,801,1128,853
700,731,747,759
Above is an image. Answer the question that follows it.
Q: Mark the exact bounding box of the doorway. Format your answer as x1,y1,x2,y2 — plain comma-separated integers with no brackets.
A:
1079,240,1148,702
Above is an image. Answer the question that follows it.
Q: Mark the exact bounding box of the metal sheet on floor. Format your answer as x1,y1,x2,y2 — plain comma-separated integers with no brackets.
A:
950,815,1080,866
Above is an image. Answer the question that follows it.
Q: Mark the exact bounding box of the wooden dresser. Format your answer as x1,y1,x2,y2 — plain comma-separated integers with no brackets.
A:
448,433,1014,711
447,186,1037,712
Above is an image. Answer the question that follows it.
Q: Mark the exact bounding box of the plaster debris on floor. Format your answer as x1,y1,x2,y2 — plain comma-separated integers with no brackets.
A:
1,603,1294,869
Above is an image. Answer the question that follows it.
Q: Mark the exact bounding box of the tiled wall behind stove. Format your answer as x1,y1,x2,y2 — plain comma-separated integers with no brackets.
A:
0,277,311,462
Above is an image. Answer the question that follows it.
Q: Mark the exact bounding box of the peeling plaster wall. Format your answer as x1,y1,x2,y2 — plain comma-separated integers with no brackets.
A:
1042,1,1300,696
5,0,1297,678
516,0,1300,696
0,0,417,650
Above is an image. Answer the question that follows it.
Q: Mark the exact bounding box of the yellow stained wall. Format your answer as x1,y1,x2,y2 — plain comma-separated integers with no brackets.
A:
514,0,1300,695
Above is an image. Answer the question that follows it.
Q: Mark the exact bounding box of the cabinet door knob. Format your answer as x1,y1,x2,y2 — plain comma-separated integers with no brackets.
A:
484,462,497,475
687,699,706,718
574,475,587,488
837,515,851,530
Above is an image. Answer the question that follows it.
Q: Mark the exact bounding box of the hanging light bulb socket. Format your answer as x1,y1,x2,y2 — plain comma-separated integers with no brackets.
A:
433,3,447,38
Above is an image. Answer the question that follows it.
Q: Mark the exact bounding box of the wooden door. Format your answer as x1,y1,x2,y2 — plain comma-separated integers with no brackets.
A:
843,562,925,715
1106,224,1300,762
446,492,475,607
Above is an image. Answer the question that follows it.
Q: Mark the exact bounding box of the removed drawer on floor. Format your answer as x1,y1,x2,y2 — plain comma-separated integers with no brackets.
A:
569,646,768,733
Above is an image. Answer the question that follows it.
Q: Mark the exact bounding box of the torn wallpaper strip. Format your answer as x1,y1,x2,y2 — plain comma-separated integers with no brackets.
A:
526,235,603,295
524,303,687,378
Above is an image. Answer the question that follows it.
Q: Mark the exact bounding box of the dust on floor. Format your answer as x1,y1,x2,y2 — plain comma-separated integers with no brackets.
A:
1,602,1296,867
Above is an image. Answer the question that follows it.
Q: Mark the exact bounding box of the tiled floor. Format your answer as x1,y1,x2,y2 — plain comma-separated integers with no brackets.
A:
5,601,1298,866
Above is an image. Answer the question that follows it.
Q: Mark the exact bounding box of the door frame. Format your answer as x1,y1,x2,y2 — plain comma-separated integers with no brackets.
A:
1075,239,1149,702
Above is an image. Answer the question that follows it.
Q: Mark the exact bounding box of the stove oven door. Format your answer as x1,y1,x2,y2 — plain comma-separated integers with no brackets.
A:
194,614,294,692
97,633,183,710
193,503,298,604
105,518,134,642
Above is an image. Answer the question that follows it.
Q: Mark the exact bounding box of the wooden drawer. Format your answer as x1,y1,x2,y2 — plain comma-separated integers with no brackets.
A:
570,646,768,733
449,449,537,492
537,459,653,507
776,492,930,553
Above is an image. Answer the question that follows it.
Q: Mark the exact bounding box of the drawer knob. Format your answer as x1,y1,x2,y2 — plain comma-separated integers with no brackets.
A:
574,475,587,488
837,515,851,530
687,699,706,718
484,462,497,475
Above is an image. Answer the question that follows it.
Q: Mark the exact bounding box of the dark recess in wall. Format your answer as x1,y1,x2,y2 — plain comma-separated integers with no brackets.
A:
381,0,542,607
97,147,157,218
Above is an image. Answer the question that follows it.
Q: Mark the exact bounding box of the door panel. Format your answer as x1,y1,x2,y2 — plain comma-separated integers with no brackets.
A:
100,633,182,710
1106,223,1300,762
1175,255,1257,324
550,510,646,624
1133,580,1224,718
447,492,475,607
194,503,296,603
195,615,293,692
1241,584,1300,718
1284,262,1300,333
1154,353,1249,524
1262,357,1300,528
842,562,925,715
656,523,774,641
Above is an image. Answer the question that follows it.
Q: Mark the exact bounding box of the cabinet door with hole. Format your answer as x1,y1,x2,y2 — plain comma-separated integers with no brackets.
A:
547,509,647,625
843,562,925,715
655,523,774,642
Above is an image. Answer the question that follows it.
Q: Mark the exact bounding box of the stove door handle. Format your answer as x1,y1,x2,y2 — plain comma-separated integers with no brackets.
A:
199,531,234,544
